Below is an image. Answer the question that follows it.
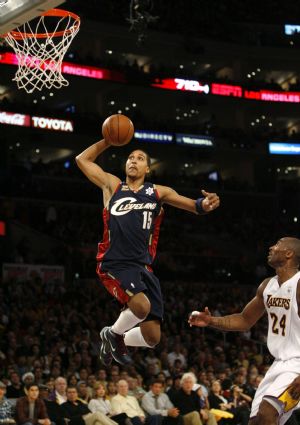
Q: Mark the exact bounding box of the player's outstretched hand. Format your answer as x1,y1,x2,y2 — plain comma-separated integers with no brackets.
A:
188,307,211,327
201,190,220,212
288,376,300,400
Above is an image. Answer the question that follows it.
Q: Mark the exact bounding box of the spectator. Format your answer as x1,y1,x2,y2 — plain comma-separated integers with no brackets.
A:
166,378,181,402
194,387,209,414
109,373,120,385
77,382,90,403
15,383,50,425
6,373,23,398
33,369,44,386
128,378,146,403
22,374,35,387
87,376,96,398
208,381,234,425
144,352,161,376
0,381,15,423
169,373,217,425
110,380,157,425
60,387,117,425
78,370,89,383
247,375,263,400
167,345,186,369
170,361,184,379
106,383,117,400
227,385,251,425
68,376,78,388
141,379,183,425
44,381,55,394
38,384,65,425
96,371,107,389
165,378,173,394
88,382,130,425
49,377,67,405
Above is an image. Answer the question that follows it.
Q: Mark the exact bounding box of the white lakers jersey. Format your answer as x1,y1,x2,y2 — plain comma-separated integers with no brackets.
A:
263,271,300,360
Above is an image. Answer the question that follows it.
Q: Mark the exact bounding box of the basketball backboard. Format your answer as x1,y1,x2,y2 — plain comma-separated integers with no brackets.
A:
0,0,65,34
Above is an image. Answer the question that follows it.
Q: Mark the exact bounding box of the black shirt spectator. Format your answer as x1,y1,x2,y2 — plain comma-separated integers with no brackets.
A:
6,373,23,398
60,398,89,425
169,389,199,415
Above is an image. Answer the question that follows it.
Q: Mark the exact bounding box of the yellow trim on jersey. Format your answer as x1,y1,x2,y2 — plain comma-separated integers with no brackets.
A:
278,387,300,412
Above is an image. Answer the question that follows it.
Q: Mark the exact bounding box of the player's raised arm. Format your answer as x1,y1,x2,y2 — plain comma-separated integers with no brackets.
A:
156,185,220,214
188,278,270,331
75,138,120,192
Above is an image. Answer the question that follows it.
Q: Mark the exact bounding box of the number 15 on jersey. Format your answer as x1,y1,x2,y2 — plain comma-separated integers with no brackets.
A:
143,211,153,229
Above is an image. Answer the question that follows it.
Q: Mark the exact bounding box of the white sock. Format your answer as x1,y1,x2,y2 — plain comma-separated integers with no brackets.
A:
124,327,152,347
111,309,142,335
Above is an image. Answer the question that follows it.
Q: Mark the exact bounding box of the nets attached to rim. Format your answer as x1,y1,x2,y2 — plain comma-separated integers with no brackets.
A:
4,10,80,93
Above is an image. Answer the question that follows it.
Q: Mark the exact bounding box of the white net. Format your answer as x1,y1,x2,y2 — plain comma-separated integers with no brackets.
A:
4,10,80,93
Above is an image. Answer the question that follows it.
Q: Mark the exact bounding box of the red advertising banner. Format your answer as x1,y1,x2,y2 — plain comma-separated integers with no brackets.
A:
0,110,31,127
152,78,209,93
2,51,300,104
0,52,125,82
211,83,243,98
61,61,126,82
244,89,300,103
0,110,73,131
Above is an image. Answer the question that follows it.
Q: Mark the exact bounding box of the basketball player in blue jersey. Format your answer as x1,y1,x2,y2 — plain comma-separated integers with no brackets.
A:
76,138,220,365
189,237,300,425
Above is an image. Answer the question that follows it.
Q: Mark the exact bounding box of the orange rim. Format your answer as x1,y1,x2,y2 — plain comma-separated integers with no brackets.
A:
3,9,80,40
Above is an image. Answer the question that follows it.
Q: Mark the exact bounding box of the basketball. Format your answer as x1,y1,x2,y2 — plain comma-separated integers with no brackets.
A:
102,114,134,146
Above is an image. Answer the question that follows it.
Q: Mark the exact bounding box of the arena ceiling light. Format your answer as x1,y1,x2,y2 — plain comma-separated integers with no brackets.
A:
0,0,65,34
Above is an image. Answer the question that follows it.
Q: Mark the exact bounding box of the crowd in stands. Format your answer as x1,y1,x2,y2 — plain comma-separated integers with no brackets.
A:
2,276,298,425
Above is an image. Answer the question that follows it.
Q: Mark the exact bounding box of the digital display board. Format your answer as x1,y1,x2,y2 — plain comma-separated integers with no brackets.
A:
269,142,300,155
152,78,209,94
176,134,214,147
285,24,300,35
134,130,173,143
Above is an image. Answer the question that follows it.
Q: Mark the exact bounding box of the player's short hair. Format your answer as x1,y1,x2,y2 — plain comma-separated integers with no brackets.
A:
128,149,151,167
141,150,151,167
283,237,300,265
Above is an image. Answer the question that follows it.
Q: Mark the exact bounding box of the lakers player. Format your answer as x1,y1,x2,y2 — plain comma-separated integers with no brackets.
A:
189,237,300,425
76,138,220,365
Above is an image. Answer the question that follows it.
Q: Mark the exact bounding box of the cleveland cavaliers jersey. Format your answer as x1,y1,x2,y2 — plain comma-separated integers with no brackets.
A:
263,271,300,360
97,182,163,265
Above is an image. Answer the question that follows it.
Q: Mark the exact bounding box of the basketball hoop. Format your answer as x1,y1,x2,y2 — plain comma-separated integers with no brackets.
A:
3,9,80,93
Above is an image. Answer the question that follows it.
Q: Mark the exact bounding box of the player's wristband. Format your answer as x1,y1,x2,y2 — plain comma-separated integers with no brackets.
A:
195,197,207,215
